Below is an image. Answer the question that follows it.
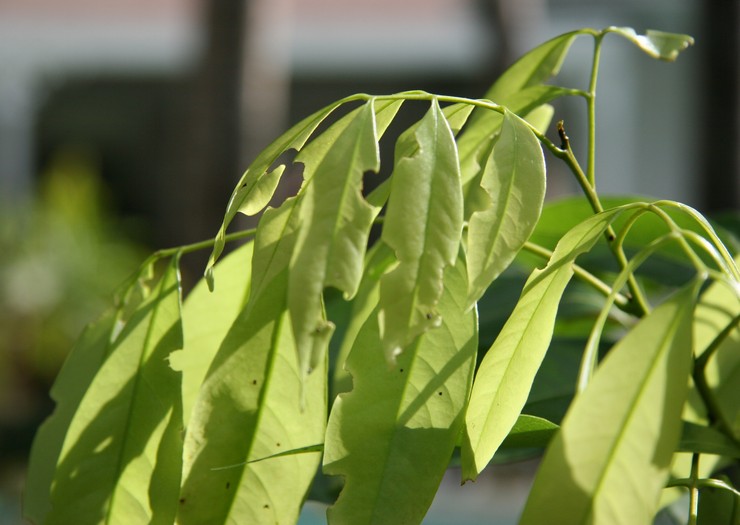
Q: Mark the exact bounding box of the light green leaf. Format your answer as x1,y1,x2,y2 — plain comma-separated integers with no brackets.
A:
332,241,396,396
462,207,635,480
607,27,694,62
169,242,253,426
289,99,393,376
178,209,326,524
45,257,184,525
519,281,701,525
524,103,555,134
378,99,463,360
205,101,343,288
324,255,478,525
442,102,475,135
466,109,546,305
24,309,117,524
693,263,740,439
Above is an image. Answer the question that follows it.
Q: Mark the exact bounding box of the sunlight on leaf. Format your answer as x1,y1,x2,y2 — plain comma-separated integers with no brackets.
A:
44,258,184,525
466,109,546,306
324,255,477,525
519,280,701,525
607,27,694,62
378,99,463,361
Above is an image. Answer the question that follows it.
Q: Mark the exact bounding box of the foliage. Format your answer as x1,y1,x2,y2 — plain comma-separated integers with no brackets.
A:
25,27,740,525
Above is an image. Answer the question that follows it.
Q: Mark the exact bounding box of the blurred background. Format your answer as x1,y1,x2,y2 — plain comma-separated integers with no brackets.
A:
0,0,737,523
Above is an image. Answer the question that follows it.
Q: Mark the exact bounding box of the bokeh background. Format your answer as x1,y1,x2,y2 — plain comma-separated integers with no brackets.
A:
1,0,737,523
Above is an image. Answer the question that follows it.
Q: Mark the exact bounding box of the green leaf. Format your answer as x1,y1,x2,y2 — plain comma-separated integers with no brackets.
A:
500,414,559,450
289,99,401,375
323,255,478,525
24,309,117,524
169,242,253,426
378,99,464,360
519,281,701,525
178,209,326,524
607,27,694,62
693,264,740,439
462,207,633,480
466,109,546,305
44,257,184,525
205,101,343,288
332,242,396,396
678,421,740,457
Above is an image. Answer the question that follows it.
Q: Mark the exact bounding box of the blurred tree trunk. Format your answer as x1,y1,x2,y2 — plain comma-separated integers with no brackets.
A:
700,0,740,212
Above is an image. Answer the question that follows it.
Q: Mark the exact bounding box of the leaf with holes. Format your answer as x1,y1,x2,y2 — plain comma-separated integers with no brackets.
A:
378,100,464,361
324,255,477,525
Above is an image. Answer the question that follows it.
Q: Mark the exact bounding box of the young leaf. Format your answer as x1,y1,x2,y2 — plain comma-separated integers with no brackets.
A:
519,281,701,525
323,255,478,525
500,414,559,450
607,27,694,62
466,109,546,305
44,257,184,525
178,198,327,524
678,421,740,458
169,242,253,426
462,206,635,480
24,309,117,524
206,102,343,287
289,99,400,375
378,99,464,360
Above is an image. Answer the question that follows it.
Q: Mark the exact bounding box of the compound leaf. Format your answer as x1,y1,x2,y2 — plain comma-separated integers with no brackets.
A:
519,281,700,525
466,109,546,306
378,100,463,360
324,255,478,525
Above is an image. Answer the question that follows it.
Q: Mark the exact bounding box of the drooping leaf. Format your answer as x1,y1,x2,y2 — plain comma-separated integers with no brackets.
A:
466,109,546,305
178,205,326,525
324,255,478,525
607,27,694,62
289,99,403,376
462,206,638,480
519,280,701,525
24,309,118,524
44,257,184,525
378,99,464,360
169,242,253,426
206,102,343,287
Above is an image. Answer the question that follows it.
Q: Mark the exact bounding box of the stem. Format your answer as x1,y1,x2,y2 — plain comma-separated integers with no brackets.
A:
556,121,651,317
586,33,605,188
522,241,630,309
688,454,700,525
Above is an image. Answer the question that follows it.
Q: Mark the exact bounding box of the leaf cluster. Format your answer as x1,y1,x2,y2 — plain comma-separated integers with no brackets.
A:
25,27,740,525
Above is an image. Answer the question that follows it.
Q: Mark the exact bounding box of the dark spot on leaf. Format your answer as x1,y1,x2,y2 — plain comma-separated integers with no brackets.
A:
226,482,231,489
179,498,186,504
276,442,281,447
264,504,270,509
426,313,433,320
607,233,616,241
399,368,404,373
252,379,257,385
438,392,443,396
